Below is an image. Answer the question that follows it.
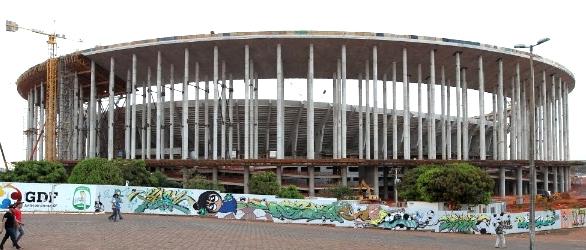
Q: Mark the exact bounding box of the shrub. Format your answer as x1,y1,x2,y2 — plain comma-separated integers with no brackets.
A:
399,163,494,207
278,185,304,199
0,161,67,183
148,171,181,188
68,158,123,185
250,171,280,195
184,174,225,192
398,165,438,201
324,185,354,200
116,159,151,186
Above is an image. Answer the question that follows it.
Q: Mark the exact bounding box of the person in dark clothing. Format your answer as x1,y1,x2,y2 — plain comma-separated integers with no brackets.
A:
0,205,22,250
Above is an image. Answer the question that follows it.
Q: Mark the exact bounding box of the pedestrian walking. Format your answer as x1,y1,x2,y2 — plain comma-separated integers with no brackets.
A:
0,205,22,250
494,221,506,248
13,202,24,245
115,194,123,220
108,194,120,222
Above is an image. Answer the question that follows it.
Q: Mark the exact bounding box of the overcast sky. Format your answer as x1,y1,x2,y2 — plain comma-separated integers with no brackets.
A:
0,0,584,163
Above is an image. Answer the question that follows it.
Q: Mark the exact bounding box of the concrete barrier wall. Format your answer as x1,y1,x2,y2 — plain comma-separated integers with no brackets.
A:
2,182,585,234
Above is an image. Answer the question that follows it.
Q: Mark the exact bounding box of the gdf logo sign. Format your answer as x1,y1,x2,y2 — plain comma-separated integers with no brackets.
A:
25,191,58,203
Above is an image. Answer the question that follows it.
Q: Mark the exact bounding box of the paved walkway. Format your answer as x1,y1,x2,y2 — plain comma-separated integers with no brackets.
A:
9,214,586,249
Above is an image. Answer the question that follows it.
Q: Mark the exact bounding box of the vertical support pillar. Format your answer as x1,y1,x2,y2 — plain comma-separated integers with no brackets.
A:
39,83,45,160
182,48,189,160
254,75,259,159
560,167,565,192
499,167,506,198
558,78,563,160
497,59,505,160
72,79,78,160
26,90,32,159
276,43,284,161
341,45,347,159
516,66,522,159
542,71,548,160
553,166,559,193
228,74,233,159
204,77,209,159
455,52,462,160
307,43,315,196
89,61,96,158
462,68,469,160
155,52,162,160
194,63,200,159
167,64,176,159
365,60,370,159
359,74,363,159
141,80,147,160
213,46,219,160
447,80,452,158
372,46,378,160
543,166,549,192
383,73,388,160
108,57,115,159
402,48,410,159
77,80,84,159
441,66,446,159
492,94,497,159
125,69,131,159
392,62,398,160
478,56,485,160
221,61,227,159
131,54,137,159
429,49,436,159
516,168,523,204
417,64,423,160
146,67,152,159
563,82,569,160
244,45,250,159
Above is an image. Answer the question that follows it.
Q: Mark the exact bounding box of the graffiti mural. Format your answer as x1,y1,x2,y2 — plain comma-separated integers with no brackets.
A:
572,208,586,227
128,187,196,214
0,183,22,208
515,211,559,230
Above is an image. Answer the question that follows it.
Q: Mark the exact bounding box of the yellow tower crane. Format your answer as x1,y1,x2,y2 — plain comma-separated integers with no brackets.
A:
6,20,81,161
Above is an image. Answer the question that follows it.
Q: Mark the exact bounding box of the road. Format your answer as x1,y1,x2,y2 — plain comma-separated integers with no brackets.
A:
11,214,586,249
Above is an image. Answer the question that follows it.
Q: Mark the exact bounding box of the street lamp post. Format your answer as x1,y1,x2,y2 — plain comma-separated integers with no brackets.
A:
514,37,550,250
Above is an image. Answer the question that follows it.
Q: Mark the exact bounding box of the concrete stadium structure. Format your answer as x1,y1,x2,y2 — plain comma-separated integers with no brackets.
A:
16,31,581,199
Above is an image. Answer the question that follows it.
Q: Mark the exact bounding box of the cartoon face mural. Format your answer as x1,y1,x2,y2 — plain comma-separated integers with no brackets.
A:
0,183,22,209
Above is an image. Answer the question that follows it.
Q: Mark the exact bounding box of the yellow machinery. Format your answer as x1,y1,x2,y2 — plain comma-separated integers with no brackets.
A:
6,20,79,161
357,180,381,203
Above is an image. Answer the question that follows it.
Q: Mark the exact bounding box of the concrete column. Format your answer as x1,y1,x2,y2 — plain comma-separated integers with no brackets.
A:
131,55,138,159
146,67,152,159
333,74,338,159
213,46,219,160
249,61,255,158
307,44,315,196
560,167,565,192
447,80,452,158
383,73,388,160
221,61,226,159
417,64,423,160
499,167,506,198
341,45,347,158
516,65,522,159
560,83,566,160
254,75,259,159
39,83,45,160
182,48,189,160
78,80,84,159
276,44,284,186
372,46,378,160
440,66,446,159
553,166,559,193
365,60,370,159
462,68,469,160
402,48,410,159
429,49,436,159
563,82,569,160
141,80,147,160
108,57,115,159
552,76,557,160
25,90,31,159
206,77,211,159
125,69,131,159
541,166,549,191
541,71,547,160
517,168,523,204
510,77,516,160
244,45,250,159
336,61,342,158
229,74,233,159
156,52,162,160
71,80,77,160
492,94,497,159
89,61,96,158
359,74,363,159
194,63,200,159
455,53,462,160
497,60,505,160
548,75,554,160
478,56,485,160
392,62,398,159
558,78,563,160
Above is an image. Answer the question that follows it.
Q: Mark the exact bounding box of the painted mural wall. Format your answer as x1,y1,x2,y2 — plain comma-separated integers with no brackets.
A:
2,182,584,234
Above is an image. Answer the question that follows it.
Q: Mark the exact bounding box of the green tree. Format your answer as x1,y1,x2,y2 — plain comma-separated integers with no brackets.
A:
324,185,354,200
184,174,225,192
250,171,280,195
0,161,67,183
148,171,181,188
68,158,124,185
116,159,151,186
398,165,439,201
408,163,494,207
278,185,304,199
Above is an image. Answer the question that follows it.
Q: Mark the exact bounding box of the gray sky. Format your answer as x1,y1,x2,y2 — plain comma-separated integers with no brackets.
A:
0,0,584,162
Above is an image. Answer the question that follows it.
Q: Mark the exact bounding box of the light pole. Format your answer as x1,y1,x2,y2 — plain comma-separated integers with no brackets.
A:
514,37,550,250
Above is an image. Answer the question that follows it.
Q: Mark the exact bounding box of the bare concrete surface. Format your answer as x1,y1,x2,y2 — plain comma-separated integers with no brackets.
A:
9,214,586,250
